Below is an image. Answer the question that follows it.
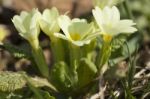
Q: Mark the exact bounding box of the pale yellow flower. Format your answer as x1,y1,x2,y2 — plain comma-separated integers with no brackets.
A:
39,7,60,37
54,15,99,46
12,9,41,49
92,6,137,41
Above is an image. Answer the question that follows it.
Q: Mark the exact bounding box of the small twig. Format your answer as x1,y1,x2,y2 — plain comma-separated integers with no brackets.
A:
134,69,146,78
99,76,105,99
90,84,106,99
134,74,150,79
141,92,150,99
131,86,143,93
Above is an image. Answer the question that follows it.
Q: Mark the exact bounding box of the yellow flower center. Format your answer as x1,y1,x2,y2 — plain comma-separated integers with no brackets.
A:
70,33,81,41
103,34,112,42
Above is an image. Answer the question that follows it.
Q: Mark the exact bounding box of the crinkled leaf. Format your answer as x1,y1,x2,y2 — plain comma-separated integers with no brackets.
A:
0,71,56,92
0,71,26,92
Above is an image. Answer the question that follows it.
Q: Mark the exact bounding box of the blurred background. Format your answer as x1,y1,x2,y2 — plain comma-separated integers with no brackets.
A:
0,0,150,73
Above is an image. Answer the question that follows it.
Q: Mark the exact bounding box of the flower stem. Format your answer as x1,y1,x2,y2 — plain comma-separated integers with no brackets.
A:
32,45,49,78
50,36,65,63
96,41,111,74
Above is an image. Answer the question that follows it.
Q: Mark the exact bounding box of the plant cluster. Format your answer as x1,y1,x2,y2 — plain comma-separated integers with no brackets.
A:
0,0,138,98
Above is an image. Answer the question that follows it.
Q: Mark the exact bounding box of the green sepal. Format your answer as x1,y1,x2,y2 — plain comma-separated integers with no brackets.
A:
32,47,49,78
77,58,97,88
50,62,74,92
81,40,96,60
50,36,65,63
96,42,112,72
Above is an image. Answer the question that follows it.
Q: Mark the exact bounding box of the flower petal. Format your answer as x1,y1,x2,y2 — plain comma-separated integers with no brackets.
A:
12,16,26,33
43,7,59,24
117,20,137,33
72,41,84,46
85,31,100,41
92,7,103,30
111,6,120,23
39,19,50,34
20,11,29,20
30,9,41,30
54,33,68,40
58,15,71,39
68,21,93,37
93,6,137,37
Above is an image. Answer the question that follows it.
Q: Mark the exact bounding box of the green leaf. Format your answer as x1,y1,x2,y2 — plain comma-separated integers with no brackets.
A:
0,92,23,99
39,90,55,99
23,73,57,99
81,40,96,60
111,34,126,52
77,58,97,87
25,79,43,99
121,37,139,57
110,34,139,64
1,43,31,59
50,62,73,92
0,71,26,92
28,77,57,92
0,71,56,92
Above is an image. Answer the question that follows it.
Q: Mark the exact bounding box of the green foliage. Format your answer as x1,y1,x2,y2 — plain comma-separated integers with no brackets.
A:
110,34,139,65
0,71,56,92
111,34,126,52
121,37,139,58
0,0,144,98
0,92,23,99
131,0,150,29
40,91,55,99
50,62,73,93
77,58,97,87
121,42,137,99
0,71,26,92
50,58,98,95
26,79,55,99
1,43,31,59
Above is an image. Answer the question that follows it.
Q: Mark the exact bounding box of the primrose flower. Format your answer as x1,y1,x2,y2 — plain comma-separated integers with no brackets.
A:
0,25,9,44
12,9,41,49
93,0,124,8
39,7,60,37
92,6,137,42
54,15,99,46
